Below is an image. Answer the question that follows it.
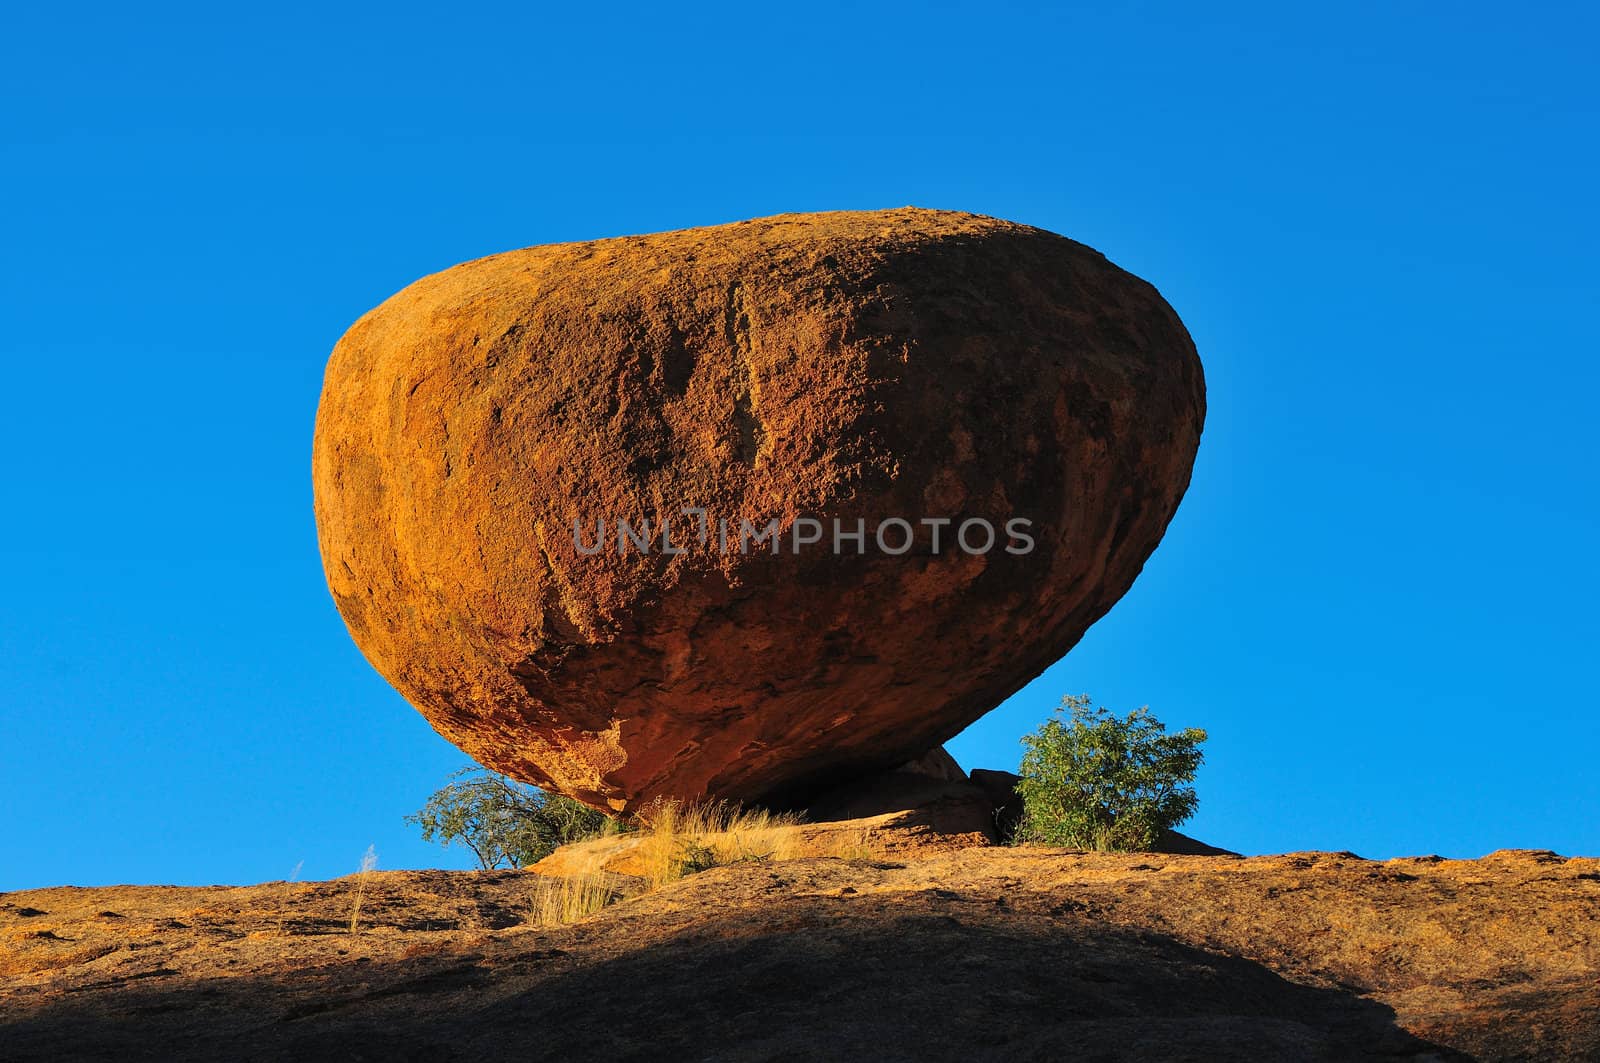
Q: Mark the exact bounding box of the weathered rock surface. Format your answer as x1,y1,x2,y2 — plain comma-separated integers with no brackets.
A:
6,847,1597,1061
312,208,1204,811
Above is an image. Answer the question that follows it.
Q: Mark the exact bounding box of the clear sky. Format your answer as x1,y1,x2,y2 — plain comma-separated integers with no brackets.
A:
3,3,1595,890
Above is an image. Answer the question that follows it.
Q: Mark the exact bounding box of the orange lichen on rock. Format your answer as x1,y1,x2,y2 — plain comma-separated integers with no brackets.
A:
311,208,1204,811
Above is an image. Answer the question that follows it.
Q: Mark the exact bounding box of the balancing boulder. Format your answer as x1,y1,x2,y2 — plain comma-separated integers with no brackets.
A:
312,208,1204,812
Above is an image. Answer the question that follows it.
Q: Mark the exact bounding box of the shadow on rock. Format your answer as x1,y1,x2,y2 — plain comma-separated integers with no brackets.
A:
1,890,1468,1063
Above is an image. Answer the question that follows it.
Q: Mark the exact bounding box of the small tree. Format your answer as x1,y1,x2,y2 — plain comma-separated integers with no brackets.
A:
1014,694,1207,851
406,767,613,869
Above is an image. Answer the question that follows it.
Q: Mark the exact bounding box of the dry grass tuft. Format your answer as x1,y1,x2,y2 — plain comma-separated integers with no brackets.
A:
525,800,889,927
348,846,378,934
528,865,617,928
633,799,803,889
835,825,878,862
275,860,304,937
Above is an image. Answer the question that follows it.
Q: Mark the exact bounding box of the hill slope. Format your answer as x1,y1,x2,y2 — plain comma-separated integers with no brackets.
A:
3,847,1597,1061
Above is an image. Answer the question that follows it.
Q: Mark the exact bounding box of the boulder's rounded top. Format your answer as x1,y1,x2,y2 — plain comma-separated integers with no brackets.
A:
364,207,1115,325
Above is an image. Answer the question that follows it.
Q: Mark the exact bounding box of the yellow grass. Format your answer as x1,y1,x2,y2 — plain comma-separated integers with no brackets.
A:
528,864,616,928
348,845,377,934
632,798,804,889
835,824,878,862
527,800,883,927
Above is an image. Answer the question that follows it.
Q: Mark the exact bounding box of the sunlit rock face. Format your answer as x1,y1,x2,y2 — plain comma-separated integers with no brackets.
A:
312,208,1205,812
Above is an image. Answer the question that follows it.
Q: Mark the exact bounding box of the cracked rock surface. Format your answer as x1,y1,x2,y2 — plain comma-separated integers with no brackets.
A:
312,208,1204,810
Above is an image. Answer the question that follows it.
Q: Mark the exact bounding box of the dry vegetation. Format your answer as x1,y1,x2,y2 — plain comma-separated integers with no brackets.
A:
346,846,377,934
633,799,802,887
527,863,620,927
526,799,879,927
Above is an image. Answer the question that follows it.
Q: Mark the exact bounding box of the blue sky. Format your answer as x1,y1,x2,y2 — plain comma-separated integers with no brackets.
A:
2,3,1595,889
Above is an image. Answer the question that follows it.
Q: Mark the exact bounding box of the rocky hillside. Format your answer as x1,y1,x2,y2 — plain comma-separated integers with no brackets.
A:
4,843,1597,1061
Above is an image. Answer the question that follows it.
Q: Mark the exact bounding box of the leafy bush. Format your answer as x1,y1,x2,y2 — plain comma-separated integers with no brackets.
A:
406,767,614,869
1014,694,1207,851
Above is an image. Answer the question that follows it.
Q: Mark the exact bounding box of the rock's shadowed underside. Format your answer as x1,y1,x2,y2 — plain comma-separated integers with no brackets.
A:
312,208,1205,811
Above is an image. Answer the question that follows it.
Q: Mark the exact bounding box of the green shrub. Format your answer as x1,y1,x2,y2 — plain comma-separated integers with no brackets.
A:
1014,694,1207,851
406,767,615,869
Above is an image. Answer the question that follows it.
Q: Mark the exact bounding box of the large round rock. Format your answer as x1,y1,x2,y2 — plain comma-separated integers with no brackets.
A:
312,209,1204,812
